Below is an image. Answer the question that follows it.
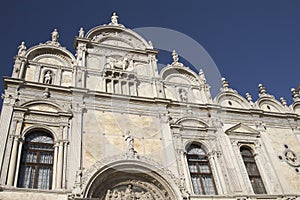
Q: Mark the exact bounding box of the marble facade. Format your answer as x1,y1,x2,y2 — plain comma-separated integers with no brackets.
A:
0,13,299,200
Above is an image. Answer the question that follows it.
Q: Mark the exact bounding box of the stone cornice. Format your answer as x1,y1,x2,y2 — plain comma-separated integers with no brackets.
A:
4,78,300,121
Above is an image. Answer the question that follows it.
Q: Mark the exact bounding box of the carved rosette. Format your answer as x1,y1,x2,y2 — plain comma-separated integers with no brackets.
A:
279,145,300,172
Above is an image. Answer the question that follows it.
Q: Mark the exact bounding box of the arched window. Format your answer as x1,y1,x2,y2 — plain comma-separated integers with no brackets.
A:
240,146,266,194
187,144,217,195
17,131,54,190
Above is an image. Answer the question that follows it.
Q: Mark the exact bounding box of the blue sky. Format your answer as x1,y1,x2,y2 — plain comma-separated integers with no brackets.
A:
0,0,299,104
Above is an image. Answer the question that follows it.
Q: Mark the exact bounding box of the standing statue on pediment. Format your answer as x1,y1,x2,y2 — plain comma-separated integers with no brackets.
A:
110,12,119,25
199,69,206,84
172,50,179,64
17,41,26,56
78,27,84,38
52,29,59,42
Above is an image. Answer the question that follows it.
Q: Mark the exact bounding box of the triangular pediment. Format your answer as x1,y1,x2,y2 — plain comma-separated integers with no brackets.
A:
225,123,260,137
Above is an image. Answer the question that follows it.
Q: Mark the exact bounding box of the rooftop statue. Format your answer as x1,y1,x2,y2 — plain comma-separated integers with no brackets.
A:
108,12,124,27
109,12,119,25
52,29,59,42
78,27,85,38
17,41,26,56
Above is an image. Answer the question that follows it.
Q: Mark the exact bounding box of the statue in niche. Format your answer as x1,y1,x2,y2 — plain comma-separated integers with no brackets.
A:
44,71,53,84
179,88,188,102
51,29,59,42
17,41,26,56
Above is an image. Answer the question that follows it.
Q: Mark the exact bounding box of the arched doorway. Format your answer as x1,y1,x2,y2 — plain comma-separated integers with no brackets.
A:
82,159,183,200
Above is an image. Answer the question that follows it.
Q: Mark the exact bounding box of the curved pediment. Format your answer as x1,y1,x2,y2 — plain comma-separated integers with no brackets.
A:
26,45,75,68
161,66,201,86
175,117,208,128
256,96,285,113
86,26,152,50
214,91,250,109
21,100,66,113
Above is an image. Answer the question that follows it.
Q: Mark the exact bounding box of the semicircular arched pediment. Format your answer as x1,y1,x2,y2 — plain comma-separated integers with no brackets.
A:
161,67,201,86
86,26,152,50
21,100,68,113
256,96,285,113
214,91,251,109
80,154,186,200
175,117,208,128
25,45,75,67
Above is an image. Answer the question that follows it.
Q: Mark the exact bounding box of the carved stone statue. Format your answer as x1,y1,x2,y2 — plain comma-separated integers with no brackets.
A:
179,88,188,102
125,131,135,154
148,41,153,48
44,71,53,84
17,41,26,56
199,69,206,84
52,29,59,42
110,12,119,25
105,189,112,200
104,184,155,200
107,55,133,71
124,184,133,200
172,50,179,64
78,27,85,38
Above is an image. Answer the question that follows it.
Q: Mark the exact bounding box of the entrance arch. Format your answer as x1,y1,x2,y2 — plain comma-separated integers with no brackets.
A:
81,156,185,200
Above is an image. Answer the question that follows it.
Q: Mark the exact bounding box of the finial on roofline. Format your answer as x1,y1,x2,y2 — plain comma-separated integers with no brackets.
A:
291,88,299,101
221,77,229,90
258,83,267,95
280,97,287,107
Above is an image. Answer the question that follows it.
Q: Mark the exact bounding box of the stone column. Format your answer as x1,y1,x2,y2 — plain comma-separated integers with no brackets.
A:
213,151,227,194
13,137,24,187
56,141,64,189
34,65,41,82
7,136,19,186
18,61,26,79
52,143,58,189
81,69,86,88
111,79,115,93
62,141,68,189
0,95,15,178
57,67,62,85
72,66,77,87
126,82,130,95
